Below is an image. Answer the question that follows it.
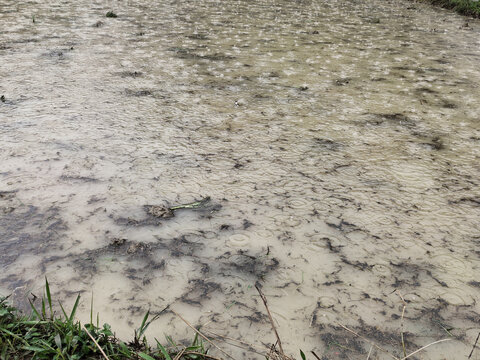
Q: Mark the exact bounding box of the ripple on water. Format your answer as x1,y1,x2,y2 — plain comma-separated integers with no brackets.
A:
304,233,345,253
274,178,315,192
253,229,275,241
439,289,475,306
316,296,337,309
271,213,304,228
431,253,469,275
393,237,430,254
165,258,190,282
273,268,302,284
287,197,314,210
227,233,252,248
386,161,437,192
310,309,338,327
372,263,392,277
222,185,256,200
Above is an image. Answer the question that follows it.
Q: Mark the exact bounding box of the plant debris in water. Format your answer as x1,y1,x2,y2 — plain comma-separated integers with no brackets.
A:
145,197,212,219
105,11,118,18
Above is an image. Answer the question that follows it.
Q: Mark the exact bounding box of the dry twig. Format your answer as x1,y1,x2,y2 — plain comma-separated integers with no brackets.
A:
171,309,238,360
173,348,185,360
468,331,480,359
255,284,285,356
82,324,110,360
398,293,407,358
203,329,268,356
366,345,373,360
399,338,451,360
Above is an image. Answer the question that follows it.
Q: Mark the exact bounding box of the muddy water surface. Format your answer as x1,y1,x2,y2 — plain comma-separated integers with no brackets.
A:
1,0,480,358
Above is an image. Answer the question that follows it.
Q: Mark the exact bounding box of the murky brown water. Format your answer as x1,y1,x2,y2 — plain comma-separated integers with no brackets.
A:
1,0,480,358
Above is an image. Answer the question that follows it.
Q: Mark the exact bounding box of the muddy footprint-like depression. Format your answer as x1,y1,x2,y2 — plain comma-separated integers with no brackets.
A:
1,0,480,358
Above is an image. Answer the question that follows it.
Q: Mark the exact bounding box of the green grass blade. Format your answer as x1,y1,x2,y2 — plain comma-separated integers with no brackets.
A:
69,294,80,323
118,341,132,356
45,277,53,319
191,332,199,347
138,352,156,360
22,345,46,352
139,310,150,334
58,302,68,320
41,297,46,320
300,349,306,360
37,339,56,351
165,335,177,349
0,327,18,339
28,299,42,320
170,197,211,210
184,345,202,351
1,343,8,360
137,310,160,341
54,333,62,350
90,293,93,326
155,340,172,360
18,320,49,325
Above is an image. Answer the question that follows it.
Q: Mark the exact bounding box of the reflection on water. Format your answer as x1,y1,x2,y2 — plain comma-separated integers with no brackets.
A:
1,0,480,358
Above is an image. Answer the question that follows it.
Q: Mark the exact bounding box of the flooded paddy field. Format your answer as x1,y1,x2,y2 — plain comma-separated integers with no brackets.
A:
1,0,480,358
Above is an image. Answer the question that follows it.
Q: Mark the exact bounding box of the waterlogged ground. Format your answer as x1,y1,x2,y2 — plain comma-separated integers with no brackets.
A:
1,0,480,358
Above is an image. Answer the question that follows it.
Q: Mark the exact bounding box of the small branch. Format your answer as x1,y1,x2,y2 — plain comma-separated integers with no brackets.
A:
255,284,285,356
366,345,373,360
203,329,268,356
468,332,480,359
311,350,322,360
170,309,238,360
399,338,451,360
398,293,407,358
82,324,110,360
173,348,185,360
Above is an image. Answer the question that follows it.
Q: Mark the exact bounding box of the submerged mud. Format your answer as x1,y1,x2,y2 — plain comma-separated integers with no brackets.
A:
1,0,480,358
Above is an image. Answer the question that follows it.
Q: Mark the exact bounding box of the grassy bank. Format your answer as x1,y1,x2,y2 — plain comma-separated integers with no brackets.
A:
0,280,210,360
420,0,480,17
0,280,459,360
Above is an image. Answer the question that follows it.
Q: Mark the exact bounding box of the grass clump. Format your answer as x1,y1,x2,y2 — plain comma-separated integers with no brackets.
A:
105,11,118,18
0,279,209,360
421,0,480,17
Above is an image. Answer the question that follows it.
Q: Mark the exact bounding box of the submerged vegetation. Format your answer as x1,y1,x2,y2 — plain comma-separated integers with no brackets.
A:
420,0,480,17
